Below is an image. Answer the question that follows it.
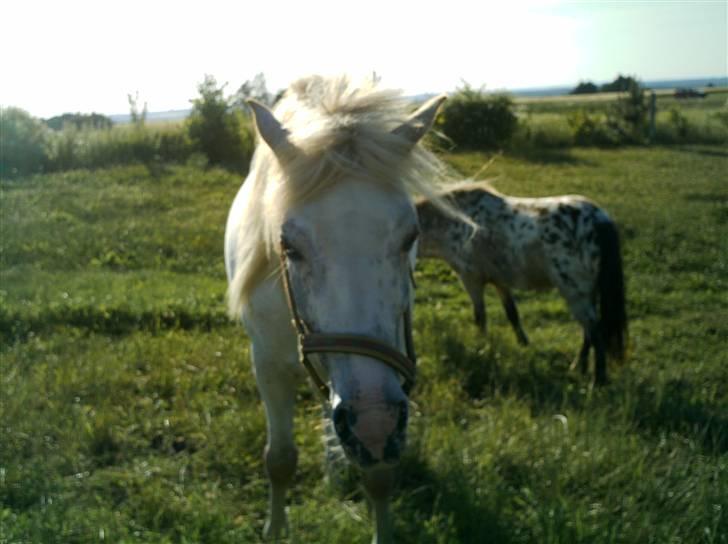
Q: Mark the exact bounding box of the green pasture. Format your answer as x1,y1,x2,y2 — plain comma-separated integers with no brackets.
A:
1,146,727,543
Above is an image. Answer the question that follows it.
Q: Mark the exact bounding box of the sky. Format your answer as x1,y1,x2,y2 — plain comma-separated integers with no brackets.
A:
1,0,726,118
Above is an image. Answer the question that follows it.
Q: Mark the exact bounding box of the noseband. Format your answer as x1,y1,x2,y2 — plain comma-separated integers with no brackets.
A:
279,245,417,400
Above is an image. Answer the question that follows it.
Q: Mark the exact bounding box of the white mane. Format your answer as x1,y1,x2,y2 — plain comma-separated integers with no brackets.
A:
227,75,456,318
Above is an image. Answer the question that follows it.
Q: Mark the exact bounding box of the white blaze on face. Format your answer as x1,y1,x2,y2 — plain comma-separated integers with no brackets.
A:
281,179,417,404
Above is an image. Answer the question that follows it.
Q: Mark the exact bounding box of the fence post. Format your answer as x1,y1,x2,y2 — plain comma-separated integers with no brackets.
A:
648,91,656,143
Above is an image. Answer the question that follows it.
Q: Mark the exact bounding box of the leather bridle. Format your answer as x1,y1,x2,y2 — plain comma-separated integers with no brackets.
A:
278,243,417,400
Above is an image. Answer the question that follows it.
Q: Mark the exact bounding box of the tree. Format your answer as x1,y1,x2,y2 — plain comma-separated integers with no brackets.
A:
233,72,273,109
45,113,113,131
1,107,48,177
186,75,250,171
127,92,147,128
437,84,518,149
607,79,648,143
601,75,639,93
571,81,599,95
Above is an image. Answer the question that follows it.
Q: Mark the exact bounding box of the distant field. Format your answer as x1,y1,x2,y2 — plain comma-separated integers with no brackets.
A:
515,87,728,116
1,146,727,542
516,86,728,104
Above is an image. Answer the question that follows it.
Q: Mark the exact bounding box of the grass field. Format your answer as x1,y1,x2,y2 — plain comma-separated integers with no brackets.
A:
1,146,727,543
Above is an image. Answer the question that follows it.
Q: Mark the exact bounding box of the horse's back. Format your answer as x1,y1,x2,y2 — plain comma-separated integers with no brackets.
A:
443,188,545,288
466,190,609,291
520,194,610,294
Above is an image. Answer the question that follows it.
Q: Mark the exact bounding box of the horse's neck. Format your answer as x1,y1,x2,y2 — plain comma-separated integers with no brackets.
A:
417,205,470,266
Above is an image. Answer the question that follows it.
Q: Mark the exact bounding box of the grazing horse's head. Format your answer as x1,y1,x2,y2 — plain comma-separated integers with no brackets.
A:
243,77,447,470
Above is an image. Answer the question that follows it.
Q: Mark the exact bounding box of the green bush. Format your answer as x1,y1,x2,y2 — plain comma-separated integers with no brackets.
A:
1,107,49,177
712,108,728,130
664,107,689,142
607,80,649,143
568,111,621,146
436,85,518,150
186,75,254,172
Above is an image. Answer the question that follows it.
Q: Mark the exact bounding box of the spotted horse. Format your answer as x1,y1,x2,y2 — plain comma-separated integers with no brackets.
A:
416,181,627,385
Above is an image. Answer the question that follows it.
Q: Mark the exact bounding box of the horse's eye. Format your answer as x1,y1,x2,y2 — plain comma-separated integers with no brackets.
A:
281,238,304,262
401,230,419,253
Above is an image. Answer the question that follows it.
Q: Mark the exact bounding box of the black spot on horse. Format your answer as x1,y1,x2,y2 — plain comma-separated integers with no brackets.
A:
550,213,567,231
564,206,581,225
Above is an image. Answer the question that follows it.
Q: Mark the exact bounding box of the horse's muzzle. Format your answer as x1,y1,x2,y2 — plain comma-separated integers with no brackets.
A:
332,399,408,468
332,401,407,468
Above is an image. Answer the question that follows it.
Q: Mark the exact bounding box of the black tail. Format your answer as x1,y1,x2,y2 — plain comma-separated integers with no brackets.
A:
596,219,628,360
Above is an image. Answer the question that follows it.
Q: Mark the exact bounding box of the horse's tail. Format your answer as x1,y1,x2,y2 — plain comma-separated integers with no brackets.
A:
595,218,628,361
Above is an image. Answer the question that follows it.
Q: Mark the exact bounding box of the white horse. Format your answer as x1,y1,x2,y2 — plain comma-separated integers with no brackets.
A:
224,76,451,543
416,181,627,385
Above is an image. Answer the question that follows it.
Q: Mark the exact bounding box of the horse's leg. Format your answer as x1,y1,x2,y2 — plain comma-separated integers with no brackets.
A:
560,286,608,385
256,360,299,540
495,284,529,346
459,273,486,333
591,321,608,386
362,468,396,544
570,330,591,374
572,319,607,385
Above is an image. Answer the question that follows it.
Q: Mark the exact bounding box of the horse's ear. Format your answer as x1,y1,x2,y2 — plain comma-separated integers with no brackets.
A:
247,100,295,160
393,94,447,146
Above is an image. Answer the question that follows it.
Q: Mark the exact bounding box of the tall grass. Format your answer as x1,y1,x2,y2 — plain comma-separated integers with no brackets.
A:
1,111,256,178
44,124,196,172
40,119,255,174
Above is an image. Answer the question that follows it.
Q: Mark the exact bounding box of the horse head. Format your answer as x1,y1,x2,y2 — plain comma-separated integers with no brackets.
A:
248,93,445,471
